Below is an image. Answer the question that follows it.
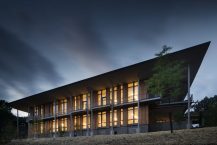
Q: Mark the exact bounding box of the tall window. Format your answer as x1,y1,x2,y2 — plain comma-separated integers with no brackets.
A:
98,89,106,106
34,122,38,134
40,105,44,118
74,96,81,110
60,99,67,114
128,82,138,102
98,111,106,128
34,106,39,117
52,119,58,132
121,109,123,126
110,87,118,105
74,116,80,130
82,114,90,129
53,101,58,115
60,118,67,131
120,85,123,103
40,122,44,134
110,110,117,126
82,94,87,110
128,107,138,125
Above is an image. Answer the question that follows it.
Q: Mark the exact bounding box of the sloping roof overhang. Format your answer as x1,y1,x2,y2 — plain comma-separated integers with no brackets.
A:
9,42,210,112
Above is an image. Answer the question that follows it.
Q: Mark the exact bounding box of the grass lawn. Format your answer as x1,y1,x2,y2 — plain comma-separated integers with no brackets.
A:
7,127,217,145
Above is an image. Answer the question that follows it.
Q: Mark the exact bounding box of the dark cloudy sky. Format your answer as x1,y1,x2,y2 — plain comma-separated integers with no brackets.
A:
0,0,217,103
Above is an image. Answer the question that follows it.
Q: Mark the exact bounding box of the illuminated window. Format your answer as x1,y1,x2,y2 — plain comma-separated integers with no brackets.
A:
120,85,123,103
34,122,38,134
82,114,90,129
60,99,67,114
34,106,39,116
110,87,118,105
110,110,118,126
40,105,44,118
98,111,106,128
52,119,58,132
40,122,44,134
82,94,87,110
128,107,138,125
60,118,67,131
121,109,123,125
98,89,107,106
74,116,80,130
74,96,81,110
128,82,138,102
53,101,58,115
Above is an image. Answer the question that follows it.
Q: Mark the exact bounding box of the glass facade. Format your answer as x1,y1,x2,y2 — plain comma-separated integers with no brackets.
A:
30,81,143,135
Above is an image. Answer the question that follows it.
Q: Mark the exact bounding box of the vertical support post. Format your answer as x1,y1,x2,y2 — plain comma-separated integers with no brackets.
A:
187,64,191,129
111,86,114,135
16,109,19,139
137,80,140,133
54,98,56,138
69,96,73,137
86,94,89,136
27,106,30,138
90,90,94,136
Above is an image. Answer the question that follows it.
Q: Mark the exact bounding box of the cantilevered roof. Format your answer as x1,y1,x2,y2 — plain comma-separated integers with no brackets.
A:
9,42,210,112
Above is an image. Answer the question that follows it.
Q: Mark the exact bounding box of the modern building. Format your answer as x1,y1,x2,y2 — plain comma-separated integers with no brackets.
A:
10,42,210,138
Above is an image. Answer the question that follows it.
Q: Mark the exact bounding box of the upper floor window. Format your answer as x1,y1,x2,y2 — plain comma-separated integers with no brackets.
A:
34,106,39,117
53,101,58,115
82,94,87,110
74,96,81,110
98,111,106,128
128,107,138,125
128,82,138,102
120,85,124,103
40,105,44,118
110,87,118,105
110,110,118,126
98,89,106,106
60,99,67,114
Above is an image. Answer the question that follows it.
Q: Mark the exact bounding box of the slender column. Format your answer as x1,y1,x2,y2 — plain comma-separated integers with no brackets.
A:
187,65,191,129
69,96,73,137
90,90,94,136
54,98,56,138
110,87,114,135
27,106,30,138
137,80,140,133
86,94,89,136
16,109,19,138
33,105,36,138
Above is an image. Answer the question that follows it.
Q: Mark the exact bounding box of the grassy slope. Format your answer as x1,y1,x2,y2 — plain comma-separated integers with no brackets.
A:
7,127,217,145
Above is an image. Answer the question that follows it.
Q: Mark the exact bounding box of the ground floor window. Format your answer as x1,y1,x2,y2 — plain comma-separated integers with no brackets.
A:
60,118,67,131
110,110,118,126
40,122,44,134
74,116,81,130
128,107,138,125
82,114,90,129
52,119,58,132
98,111,106,128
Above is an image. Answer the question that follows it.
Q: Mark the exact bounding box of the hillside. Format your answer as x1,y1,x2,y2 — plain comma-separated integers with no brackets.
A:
7,127,217,145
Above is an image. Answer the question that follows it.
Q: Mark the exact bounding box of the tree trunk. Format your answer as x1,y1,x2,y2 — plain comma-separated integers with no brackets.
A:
169,112,173,133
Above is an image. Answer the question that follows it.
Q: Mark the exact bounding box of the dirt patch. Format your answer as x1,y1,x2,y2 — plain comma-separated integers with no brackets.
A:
6,127,217,145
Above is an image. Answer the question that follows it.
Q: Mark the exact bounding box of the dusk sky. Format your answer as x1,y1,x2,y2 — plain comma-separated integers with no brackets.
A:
0,0,217,107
